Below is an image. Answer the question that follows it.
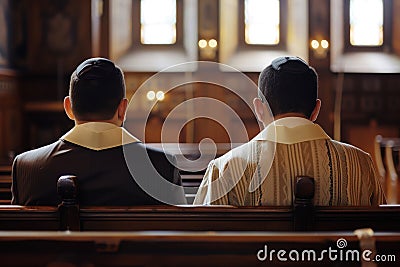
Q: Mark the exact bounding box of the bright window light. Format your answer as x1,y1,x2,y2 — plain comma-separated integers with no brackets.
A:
350,0,383,46
140,0,176,44
244,0,280,45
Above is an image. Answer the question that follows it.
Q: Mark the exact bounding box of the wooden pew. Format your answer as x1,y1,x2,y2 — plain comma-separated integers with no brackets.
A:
76,176,399,232
313,205,400,231
1,204,399,232
0,205,60,230
0,176,79,231
0,231,398,266
1,175,400,232
374,136,400,204
79,206,294,231
0,165,11,204
76,175,313,232
78,205,400,232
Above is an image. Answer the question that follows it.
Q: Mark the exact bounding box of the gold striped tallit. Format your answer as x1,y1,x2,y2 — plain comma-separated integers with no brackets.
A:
194,118,386,206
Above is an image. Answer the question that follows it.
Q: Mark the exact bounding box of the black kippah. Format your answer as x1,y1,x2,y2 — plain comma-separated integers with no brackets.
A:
271,56,311,73
76,58,117,80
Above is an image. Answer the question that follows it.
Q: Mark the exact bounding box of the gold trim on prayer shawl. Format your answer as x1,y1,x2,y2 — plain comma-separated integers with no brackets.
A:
253,117,331,144
61,122,140,151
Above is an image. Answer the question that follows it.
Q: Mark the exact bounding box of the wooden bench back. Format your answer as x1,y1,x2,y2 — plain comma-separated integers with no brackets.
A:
0,175,399,232
0,231,399,266
1,204,399,232
77,205,400,232
0,205,60,230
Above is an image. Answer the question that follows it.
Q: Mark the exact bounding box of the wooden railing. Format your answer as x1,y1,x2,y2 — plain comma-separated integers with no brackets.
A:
1,204,399,232
0,231,399,266
0,175,399,232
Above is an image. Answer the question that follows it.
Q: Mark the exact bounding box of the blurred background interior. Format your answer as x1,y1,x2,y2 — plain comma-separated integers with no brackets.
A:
0,0,399,181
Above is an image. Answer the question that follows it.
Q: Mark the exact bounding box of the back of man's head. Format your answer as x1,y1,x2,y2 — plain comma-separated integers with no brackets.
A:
69,58,126,121
258,56,318,118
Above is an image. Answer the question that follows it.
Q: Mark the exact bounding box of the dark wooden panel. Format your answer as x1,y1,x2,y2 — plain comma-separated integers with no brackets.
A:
0,204,400,233
0,206,59,230
79,206,294,231
0,231,398,267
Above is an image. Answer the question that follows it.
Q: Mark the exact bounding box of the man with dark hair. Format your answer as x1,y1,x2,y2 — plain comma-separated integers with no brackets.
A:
12,57,186,206
258,56,319,119
194,56,385,206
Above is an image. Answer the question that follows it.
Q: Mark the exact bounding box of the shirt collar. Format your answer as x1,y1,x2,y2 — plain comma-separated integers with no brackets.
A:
253,117,331,144
61,122,140,151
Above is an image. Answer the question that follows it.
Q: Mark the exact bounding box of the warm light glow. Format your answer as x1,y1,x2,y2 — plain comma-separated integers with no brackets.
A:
311,39,328,58
350,0,383,46
198,39,207,48
245,0,280,45
140,0,176,44
147,91,156,101
311,40,319,49
321,40,329,49
156,91,165,101
208,39,218,48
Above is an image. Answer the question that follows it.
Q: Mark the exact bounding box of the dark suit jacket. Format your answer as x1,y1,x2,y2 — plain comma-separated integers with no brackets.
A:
11,140,186,206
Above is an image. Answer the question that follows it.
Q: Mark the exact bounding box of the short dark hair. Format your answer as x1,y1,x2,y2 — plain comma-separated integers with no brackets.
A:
69,58,126,121
258,56,318,118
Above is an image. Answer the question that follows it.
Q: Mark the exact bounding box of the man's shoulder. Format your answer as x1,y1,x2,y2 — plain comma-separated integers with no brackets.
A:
327,139,371,157
212,141,257,167
124,142,172,155
123,142,176,162
16,140,63,162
